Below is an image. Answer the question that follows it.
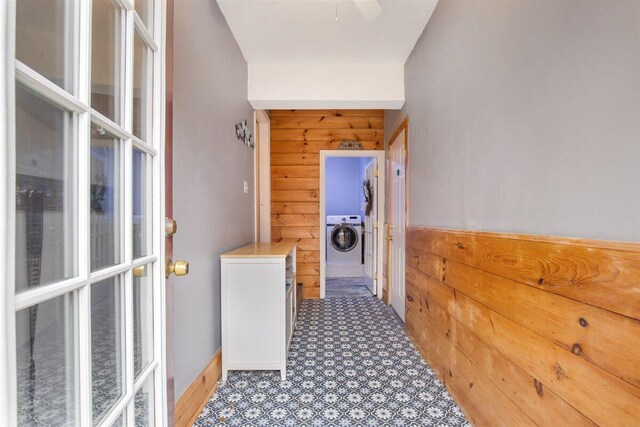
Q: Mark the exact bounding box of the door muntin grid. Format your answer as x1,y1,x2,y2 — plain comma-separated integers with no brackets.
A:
6,1,164,426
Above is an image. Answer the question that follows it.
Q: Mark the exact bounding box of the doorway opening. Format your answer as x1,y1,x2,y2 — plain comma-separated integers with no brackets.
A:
319,151,386,299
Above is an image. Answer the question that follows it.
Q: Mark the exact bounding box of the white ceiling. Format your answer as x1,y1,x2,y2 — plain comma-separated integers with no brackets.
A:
217,0,438,64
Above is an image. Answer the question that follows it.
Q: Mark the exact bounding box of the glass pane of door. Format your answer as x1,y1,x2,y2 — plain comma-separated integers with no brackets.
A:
90,124,122,272
91,0,123,123
15,84,77,293
16,294,75,426
133,264,153,378
134,376,155,426
135,0,153,33
132,149,150,259
91,276,124,425
16,0,74,92
132,31,151,141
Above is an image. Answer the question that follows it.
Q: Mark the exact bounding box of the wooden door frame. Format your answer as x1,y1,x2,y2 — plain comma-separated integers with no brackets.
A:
319,150,386,299
254,110,270,243
386,117,409,305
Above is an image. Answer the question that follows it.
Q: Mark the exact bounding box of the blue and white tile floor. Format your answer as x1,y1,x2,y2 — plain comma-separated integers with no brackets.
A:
194,297,469,427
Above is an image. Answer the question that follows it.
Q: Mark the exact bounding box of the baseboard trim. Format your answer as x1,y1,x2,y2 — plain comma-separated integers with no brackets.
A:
175,350,222,427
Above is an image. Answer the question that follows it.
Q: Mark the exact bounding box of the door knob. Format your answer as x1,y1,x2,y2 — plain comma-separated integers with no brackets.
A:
387,235,393,241
166,258,189,278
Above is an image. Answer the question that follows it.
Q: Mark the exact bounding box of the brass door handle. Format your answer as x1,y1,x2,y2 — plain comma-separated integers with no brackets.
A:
387,235,393,241
166,258,189,278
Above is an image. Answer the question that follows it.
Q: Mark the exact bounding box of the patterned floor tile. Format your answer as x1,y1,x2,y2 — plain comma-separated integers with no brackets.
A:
194,297,469,427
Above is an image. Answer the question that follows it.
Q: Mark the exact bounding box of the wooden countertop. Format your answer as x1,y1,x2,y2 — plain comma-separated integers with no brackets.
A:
220,241,296,258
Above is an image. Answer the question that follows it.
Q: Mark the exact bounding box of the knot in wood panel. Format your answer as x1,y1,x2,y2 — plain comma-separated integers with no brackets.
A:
571,343,583,356
553,363,566,380
533,379,544,396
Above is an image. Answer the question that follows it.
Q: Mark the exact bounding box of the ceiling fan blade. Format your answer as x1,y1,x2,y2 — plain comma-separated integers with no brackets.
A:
353,0,383,21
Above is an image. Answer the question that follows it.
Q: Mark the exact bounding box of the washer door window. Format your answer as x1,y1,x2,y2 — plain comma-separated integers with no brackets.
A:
330,224,359,252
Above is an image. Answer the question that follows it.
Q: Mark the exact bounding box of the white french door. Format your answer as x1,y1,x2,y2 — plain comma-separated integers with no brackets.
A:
390,130,406,322
363,158,377,295
1,0,167,426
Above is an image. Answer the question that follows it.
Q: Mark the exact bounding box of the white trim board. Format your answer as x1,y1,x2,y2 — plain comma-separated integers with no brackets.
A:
0,0,16,421
319,150,386,300
253,109,271,243
248,63,404,110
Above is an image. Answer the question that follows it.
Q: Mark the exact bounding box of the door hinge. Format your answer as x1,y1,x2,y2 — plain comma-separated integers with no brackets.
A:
374,168,379,177
374,274,378,281
374,222,379,230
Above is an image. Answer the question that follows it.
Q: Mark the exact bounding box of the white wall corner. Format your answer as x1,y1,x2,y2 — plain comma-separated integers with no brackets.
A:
248,63,405,110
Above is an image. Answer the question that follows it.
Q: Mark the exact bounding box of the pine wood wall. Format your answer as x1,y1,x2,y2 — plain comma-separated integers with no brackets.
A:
405,226,640,426
270,109,384,299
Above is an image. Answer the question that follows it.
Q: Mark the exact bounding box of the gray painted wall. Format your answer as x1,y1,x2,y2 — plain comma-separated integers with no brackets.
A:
326,157,362,216
173,0,254,399
386,0,640,242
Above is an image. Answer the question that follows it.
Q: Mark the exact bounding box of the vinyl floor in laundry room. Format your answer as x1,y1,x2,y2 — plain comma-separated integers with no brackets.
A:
193,296,469,427
326,277,376,298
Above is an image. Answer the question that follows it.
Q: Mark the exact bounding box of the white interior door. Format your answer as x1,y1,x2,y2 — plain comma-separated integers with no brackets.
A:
1,0,167,425
363,158,377,295
390,131,406,321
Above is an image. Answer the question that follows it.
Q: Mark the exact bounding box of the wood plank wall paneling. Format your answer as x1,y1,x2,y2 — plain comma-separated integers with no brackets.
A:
270,109,384,299
405,227,640,426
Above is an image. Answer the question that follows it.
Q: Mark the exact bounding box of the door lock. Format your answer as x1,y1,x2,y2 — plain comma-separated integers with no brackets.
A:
165,217,178,237
133,265,146,278
166,258,189,278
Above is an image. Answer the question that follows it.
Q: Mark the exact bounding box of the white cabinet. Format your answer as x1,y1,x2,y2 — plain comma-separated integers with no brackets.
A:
221,242,297,380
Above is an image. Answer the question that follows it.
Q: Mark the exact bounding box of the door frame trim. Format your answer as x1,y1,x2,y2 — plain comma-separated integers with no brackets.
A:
387,117,409,227
386,117,409,307
254,110,270,243
319,150,386,299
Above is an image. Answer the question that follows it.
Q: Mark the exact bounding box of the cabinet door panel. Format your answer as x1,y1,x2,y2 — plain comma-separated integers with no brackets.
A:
225,263,282,364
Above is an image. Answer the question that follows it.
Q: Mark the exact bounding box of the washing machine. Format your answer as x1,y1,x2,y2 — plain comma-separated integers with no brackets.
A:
326,215,364,277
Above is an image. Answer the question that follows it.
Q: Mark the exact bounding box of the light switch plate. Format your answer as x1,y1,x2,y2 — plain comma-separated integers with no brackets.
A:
243,180,249,194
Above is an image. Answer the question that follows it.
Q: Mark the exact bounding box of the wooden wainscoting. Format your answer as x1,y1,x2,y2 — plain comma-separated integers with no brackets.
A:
270,109,384,299
175,351,222,427
405,227,640,426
